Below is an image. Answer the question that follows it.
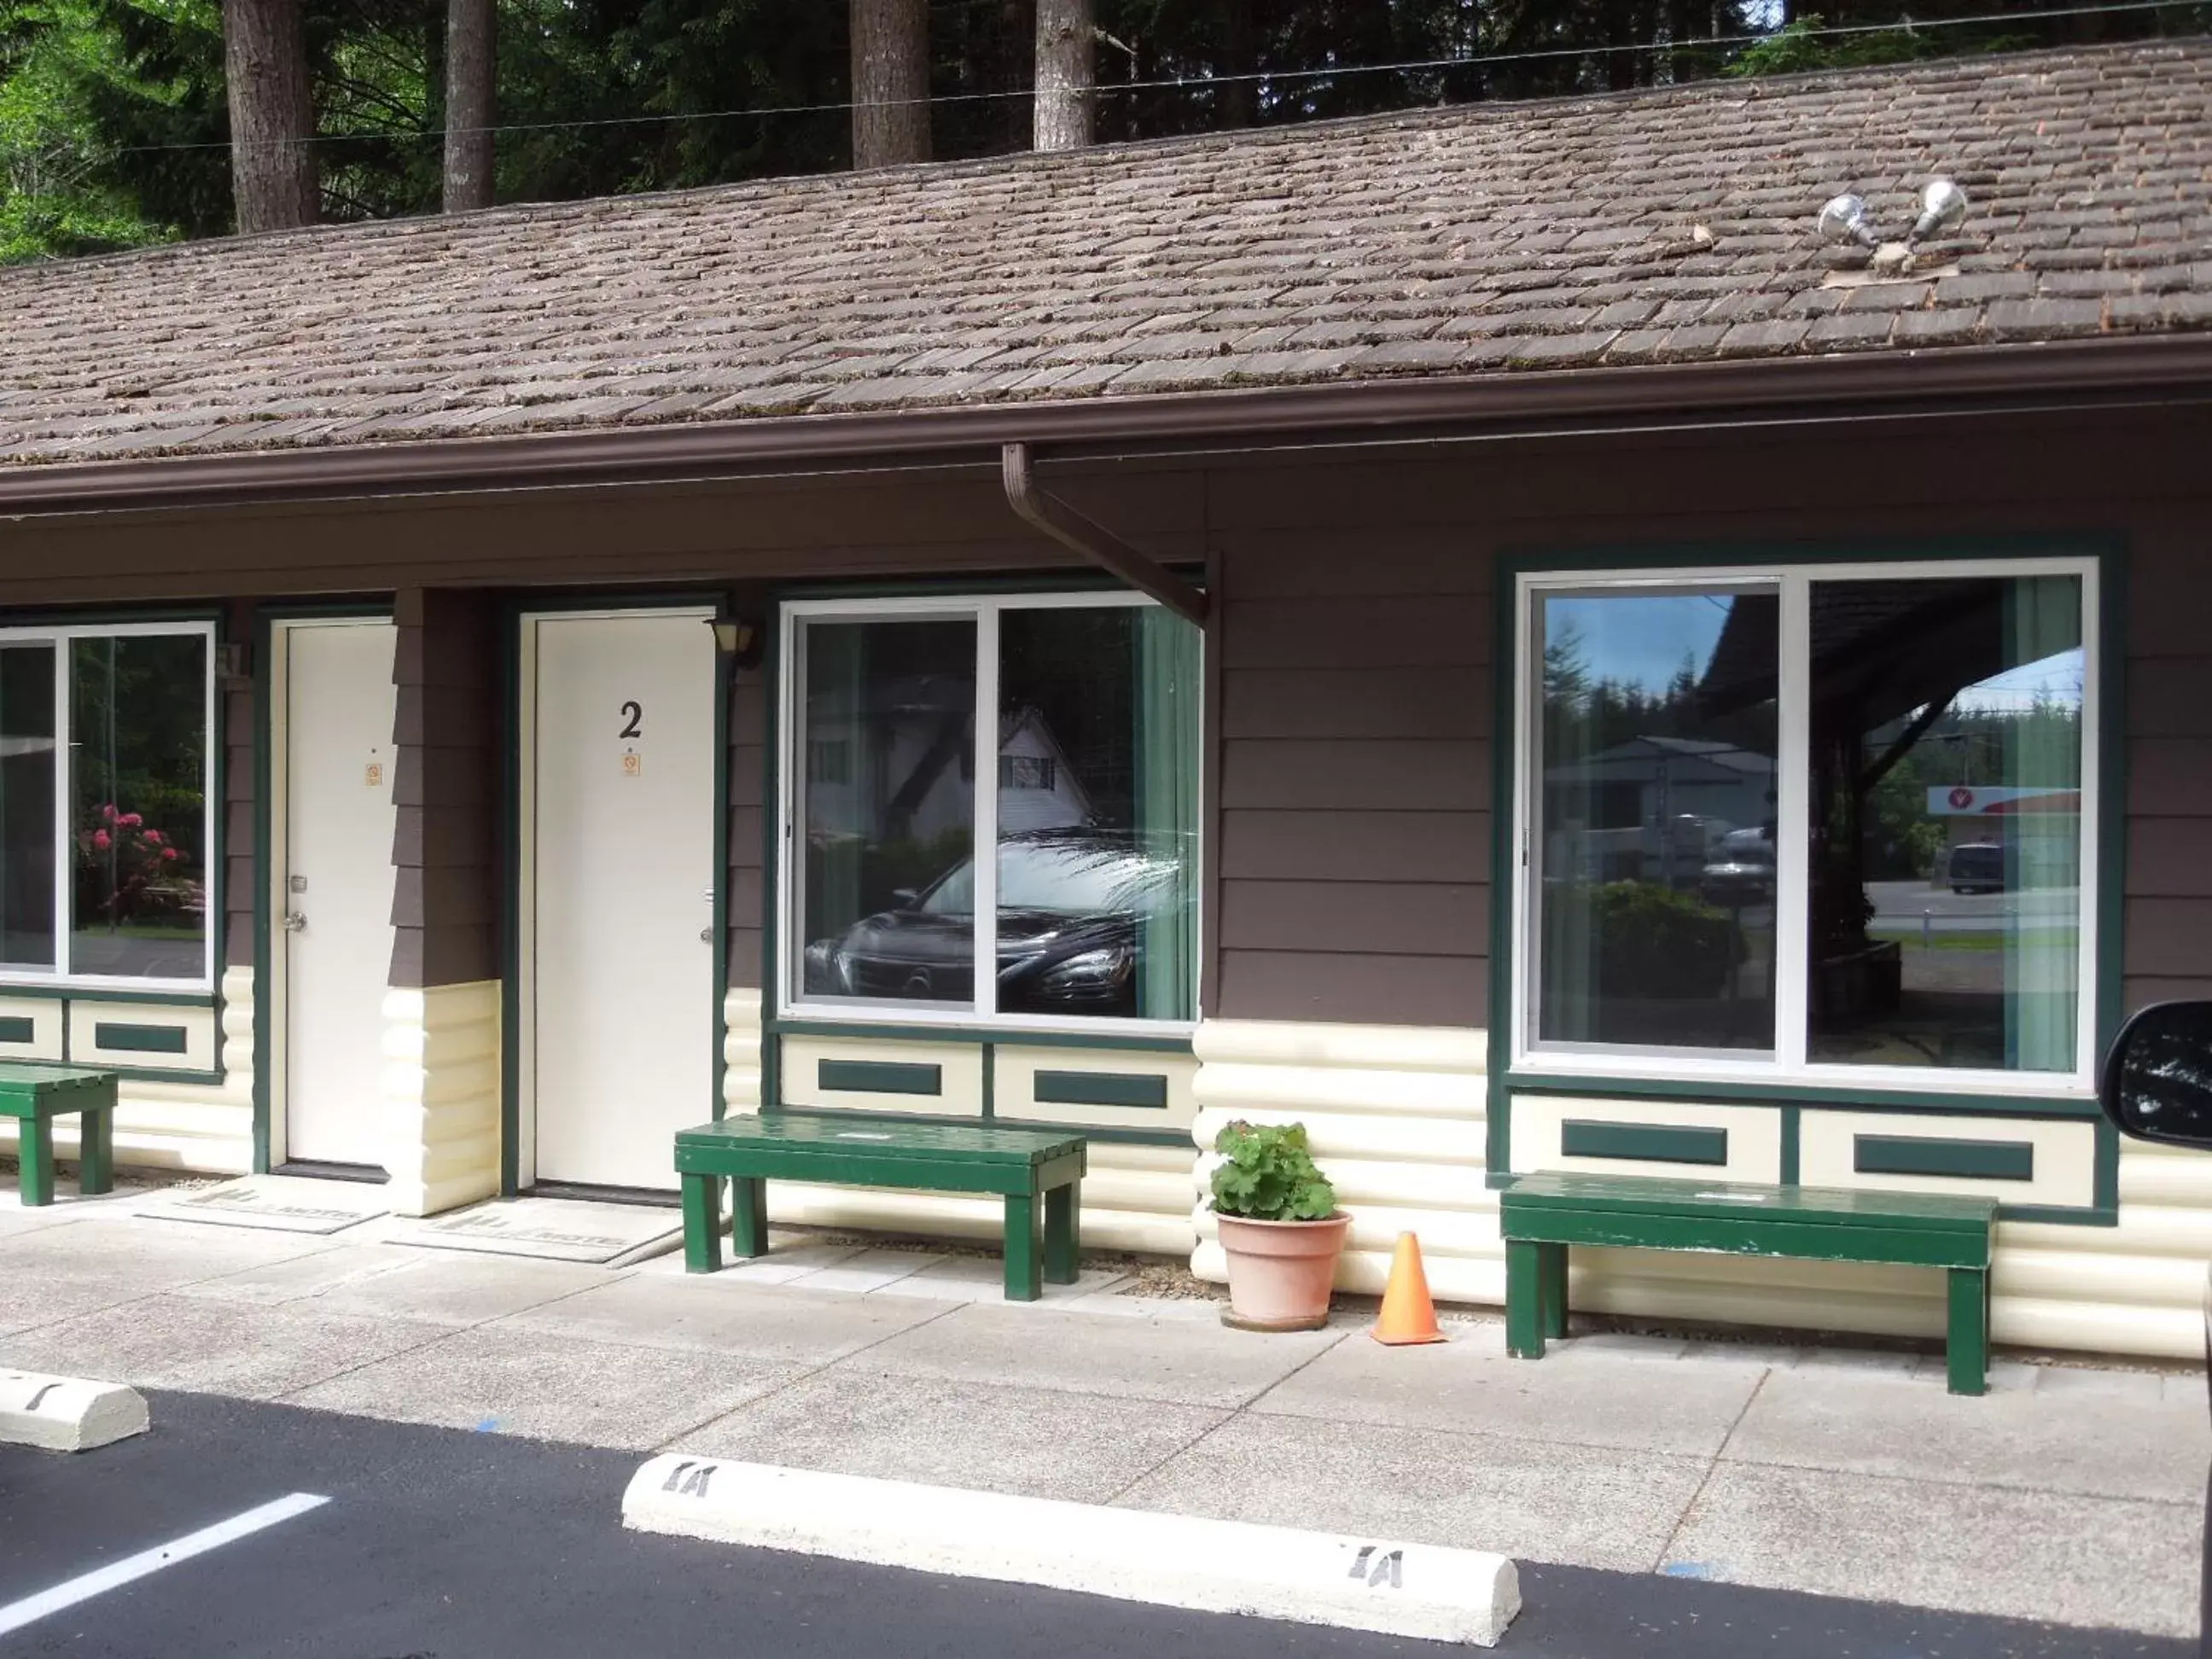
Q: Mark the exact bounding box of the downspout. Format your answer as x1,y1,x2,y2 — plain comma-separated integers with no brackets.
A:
1000,441,1208,626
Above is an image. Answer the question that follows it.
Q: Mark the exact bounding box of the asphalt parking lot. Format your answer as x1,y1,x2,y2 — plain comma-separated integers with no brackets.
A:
0,1390,2187,1659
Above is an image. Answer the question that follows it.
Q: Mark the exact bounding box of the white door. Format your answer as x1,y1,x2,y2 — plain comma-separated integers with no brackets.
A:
280,618,399,1170
529,611,717,1190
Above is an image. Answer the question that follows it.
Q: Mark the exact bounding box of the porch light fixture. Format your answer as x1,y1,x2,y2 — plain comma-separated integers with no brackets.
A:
707,616,761,667
1818,178,1969,274
215,640,253,686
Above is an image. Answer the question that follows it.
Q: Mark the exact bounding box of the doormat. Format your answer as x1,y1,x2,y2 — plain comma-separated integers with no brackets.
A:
387,1197,682,1266
141,1175,391,1235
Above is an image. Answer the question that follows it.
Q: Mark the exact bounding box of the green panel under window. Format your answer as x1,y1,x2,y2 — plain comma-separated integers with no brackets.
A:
92,1020,189,1055
1854,1134,2035,1182
1033,1069,1169,1109
1560,1119,1729,1167
0,1016,33,1044
818,1058,942,1097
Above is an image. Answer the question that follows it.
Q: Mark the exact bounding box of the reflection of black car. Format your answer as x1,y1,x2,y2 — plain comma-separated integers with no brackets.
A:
803,830,1184,1016
1949,842,2005,895
1698,827,1774,907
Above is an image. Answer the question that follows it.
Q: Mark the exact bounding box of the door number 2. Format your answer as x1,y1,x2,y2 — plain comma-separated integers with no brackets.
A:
619,701,643,739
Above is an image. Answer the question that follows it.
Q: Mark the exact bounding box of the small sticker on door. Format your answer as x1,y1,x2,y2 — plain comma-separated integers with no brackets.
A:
364,761,384,788
621,751,642,777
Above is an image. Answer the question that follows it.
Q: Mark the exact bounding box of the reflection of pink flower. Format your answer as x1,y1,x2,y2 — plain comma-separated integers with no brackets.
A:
142,829,162,845
119,812,143,829
100,804,118,823
160,847,178,862
92,830,111,850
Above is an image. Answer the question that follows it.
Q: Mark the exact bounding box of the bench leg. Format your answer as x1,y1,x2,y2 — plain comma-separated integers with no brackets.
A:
18,1118,54,1208
1947,1266,1989,1396
1505,1239,1545,1359
1043,1180,1080,1285
1004,1192,1042,1302
1540,1242,1569,1339
681,1173,724,1274
731,1178,769,1258
78,1109,114,1197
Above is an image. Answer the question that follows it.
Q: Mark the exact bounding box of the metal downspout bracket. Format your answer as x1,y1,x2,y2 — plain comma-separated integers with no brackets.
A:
1000,442,1208,626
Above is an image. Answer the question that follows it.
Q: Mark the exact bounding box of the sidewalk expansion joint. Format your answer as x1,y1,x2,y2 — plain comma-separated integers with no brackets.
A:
1651,1365,1769,1573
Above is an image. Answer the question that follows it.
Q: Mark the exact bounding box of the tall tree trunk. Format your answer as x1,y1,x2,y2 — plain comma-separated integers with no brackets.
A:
1002,0,1033,151
1033,0,1091,151
1220,0,1256,130
222,0,316,233
443,0,494,210
851,0,930,168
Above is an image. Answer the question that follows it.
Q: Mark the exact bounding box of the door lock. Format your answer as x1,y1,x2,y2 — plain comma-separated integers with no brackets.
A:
699,928,713,944
282,912,307,933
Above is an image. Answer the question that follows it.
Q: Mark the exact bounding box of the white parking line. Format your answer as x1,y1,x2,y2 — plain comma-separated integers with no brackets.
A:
0,1492,329,1638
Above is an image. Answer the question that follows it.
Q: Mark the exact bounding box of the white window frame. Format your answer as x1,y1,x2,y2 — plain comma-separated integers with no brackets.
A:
1510,556,2100,1099
777,591,1202,1037
0,619,218,993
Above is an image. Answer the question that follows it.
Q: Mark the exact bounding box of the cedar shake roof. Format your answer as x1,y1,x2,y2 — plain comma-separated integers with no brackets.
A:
3,38,2209,469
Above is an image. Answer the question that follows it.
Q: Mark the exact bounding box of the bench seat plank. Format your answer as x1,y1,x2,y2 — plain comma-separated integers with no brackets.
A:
1499,1170,1998,1395
1501,1171,1998,1232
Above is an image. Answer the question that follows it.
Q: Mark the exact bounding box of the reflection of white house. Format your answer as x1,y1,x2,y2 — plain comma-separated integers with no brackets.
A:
1544,736,1776,883
996,708,1093,833
806,691,1093,842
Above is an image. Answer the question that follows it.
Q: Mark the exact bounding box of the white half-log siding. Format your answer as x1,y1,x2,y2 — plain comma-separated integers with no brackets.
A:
0,967,256,1175
721,988,1197,1256
1189,1017,2206,1361
379,980,502,1217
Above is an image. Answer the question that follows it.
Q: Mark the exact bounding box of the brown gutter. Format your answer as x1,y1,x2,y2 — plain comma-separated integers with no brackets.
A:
3,334,2210,517
999,443,1208,625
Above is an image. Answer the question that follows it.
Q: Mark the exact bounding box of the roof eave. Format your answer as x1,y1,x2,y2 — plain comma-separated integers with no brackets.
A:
3,332,2209,518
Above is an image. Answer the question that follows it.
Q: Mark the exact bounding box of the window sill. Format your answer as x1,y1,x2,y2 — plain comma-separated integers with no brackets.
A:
0,983,216,1004
1501,1068,2100,1119
771,1010,1196,1054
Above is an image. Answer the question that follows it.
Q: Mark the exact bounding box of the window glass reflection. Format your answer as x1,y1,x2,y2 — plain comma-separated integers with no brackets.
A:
0,646,55,970
69,635,207,979
799,620,976,1005
1806,575,2082,1073
1534,589,1778,1054
997,607,1198,1021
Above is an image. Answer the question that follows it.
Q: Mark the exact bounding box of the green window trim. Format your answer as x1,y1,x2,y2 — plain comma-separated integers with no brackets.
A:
1559,1119,1728,1167
90,1020,189,1055
1487,539,2125,1152
1854,1134,2036,1183
818,1058,942,1097
1033,1069,1170,1109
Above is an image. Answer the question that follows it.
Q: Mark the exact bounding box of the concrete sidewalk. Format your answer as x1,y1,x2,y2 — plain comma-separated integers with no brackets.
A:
1,1187,2203,1642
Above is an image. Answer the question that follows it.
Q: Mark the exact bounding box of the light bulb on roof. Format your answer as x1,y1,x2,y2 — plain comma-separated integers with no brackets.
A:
1818,193,1879,248
1906,178,1969,246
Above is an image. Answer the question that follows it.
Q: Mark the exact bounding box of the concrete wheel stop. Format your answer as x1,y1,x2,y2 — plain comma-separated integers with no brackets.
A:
1,1369,148,1452
622,1455,1521,1646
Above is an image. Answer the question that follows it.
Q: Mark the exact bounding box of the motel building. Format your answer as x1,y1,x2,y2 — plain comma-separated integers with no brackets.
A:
3,39,2211,1359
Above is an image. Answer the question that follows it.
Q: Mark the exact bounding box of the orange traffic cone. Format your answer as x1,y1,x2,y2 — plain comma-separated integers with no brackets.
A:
1371,1231,1447,1345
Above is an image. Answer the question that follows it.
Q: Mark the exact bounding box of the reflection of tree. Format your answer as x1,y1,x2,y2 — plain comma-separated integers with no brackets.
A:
2122,1004,2212,1144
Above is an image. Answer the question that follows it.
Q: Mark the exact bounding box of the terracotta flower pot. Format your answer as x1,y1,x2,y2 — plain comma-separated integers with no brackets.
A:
1215,1211,1351,1332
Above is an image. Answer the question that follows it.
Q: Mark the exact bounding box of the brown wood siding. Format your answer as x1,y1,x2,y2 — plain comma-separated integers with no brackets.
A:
726,670,767,987
1214,526,1493,1027
222,600,256,971
2122,512,2212,1008
390,588,501,987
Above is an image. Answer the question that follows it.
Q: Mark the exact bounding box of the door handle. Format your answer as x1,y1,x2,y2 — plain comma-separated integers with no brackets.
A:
283,912,307,933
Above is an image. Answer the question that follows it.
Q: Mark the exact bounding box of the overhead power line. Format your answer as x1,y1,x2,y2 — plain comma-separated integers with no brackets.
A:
102,0,2212,157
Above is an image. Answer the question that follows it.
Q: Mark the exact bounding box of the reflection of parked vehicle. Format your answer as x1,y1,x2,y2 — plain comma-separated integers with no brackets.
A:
1699,827,1774,907
803,830,1185,1016
1949,842,2005,895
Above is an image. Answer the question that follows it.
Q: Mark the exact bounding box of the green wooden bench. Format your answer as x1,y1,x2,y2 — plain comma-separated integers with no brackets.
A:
1499,1171,2000,1395
1,1064,119,1208
674,1115,1086,1301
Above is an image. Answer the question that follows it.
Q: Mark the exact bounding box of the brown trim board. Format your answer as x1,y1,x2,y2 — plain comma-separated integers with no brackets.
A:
4,335,2210,517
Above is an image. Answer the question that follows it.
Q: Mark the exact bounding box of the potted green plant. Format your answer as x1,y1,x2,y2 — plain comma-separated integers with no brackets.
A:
1209,1120,1349,1332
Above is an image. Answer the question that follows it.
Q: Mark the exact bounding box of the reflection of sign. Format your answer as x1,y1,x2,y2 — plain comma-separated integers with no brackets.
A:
1930,785,2081,816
